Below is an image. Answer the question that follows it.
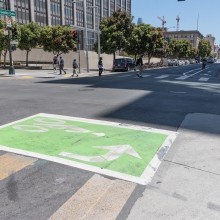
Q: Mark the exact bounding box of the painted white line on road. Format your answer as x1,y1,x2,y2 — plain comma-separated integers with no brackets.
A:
198,77,209,82
116,74,133,78
176,68,209,80
183,67,201,76
170,91,187,94
155,75,169,79
141,132,177,183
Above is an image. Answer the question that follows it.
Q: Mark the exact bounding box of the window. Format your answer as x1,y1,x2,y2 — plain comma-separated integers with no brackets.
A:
51,0,61,25
14,0,30,24
127,0,131,14
103,0,109,17
110,0,115,15
64,0,74,26
34,0,47,26
116,0,121,10
122,0,126,11
76,1,84,27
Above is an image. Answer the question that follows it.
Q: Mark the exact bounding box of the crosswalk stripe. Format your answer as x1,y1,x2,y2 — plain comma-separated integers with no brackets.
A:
49,174,136,220
176,75,187,80
198,77,209,82
0,153,37,180
155,75,169,79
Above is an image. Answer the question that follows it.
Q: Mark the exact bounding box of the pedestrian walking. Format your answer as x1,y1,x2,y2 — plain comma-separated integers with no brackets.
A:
53,55,58,73
98,57,104,77
136,55,144,78
72,59,79,77
58,56,66,75
202,58,207,70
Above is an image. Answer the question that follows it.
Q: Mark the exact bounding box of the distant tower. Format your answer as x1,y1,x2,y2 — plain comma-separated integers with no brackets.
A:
137,18,143,25
176,16,180,31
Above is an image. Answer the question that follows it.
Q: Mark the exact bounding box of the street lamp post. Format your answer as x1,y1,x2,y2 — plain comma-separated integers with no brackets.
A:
72,0,89,72
0,0,15,75
87,5,101,60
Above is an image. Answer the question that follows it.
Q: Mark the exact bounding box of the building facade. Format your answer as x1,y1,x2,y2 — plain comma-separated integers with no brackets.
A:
164,30,204,49
204,34,215,54
1,0,131,50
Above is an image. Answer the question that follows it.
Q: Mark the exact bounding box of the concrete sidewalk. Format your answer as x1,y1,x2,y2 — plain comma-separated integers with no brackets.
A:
0,68,114,79
127,113,220,220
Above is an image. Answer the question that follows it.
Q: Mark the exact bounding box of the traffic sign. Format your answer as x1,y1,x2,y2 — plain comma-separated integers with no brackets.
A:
0,9,16,17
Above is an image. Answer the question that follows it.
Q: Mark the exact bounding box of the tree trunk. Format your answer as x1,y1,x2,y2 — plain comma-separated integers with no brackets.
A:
3,50,7,67
26,50,29,67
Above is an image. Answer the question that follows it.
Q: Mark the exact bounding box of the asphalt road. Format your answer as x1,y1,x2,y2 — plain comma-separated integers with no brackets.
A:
0,63,220,220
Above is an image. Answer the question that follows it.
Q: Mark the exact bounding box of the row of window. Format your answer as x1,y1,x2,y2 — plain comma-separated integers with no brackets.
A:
165,34,198,39
11,0,131,26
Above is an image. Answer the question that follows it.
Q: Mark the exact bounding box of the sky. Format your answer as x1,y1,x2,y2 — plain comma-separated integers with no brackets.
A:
132,0,220,45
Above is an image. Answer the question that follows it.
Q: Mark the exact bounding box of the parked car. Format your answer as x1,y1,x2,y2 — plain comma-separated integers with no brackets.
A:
112,58,136,72
189,59,196,64
207,57,214,63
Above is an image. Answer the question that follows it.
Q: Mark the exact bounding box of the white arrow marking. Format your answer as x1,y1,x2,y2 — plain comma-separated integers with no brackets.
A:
59,145,141,163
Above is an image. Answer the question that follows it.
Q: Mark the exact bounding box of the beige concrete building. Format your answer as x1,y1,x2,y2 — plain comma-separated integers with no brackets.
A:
163,30,204,49
204,34,215,54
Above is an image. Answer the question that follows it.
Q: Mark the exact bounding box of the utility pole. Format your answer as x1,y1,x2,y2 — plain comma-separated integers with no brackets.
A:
0,0,15,74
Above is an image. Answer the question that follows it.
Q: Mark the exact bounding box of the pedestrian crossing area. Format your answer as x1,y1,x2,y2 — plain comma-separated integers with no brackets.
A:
131,73,217,82
0,151,138,220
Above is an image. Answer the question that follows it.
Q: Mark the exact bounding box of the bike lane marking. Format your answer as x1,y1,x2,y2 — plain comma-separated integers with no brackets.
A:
0,113,177,185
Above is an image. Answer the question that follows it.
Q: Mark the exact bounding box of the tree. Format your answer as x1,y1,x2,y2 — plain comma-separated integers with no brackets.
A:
189,47,198,59
125,24,152,59
39,25,77,56
198,39,212,58
146,27,164,64
99,10,134,59
169,39,191,59
18,22,40,67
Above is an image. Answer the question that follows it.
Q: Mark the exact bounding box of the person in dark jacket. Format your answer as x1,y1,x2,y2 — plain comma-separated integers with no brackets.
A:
98,57,104,77
136,55,144,78
58,56,66,75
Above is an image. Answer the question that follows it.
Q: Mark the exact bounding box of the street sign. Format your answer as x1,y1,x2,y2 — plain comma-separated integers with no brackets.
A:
0,9,16,17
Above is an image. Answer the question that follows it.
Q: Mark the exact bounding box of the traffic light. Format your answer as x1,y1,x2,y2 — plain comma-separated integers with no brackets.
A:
72,30,77,38
178,0,185,1
11,27,18,40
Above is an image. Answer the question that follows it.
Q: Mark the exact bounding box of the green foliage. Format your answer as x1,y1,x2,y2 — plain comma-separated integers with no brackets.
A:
18,22,40,51
17,22,40,66
169,39,192,59
99,10,134,55
125,24,152,57
198,39,212,58
39,25,77,56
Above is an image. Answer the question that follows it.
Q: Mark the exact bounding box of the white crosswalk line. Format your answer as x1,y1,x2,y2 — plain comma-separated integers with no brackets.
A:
176,76,187,80
155,75,169,79
198,77,209,82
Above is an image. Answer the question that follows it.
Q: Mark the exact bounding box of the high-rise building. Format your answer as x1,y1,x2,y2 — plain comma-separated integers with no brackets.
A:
137,17,143,25
1,0,132,50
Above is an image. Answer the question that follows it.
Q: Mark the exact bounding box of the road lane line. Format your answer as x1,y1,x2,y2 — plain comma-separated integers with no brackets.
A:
0,153,37,180
182,67,201,76
49,174,136,220
155,75,169,79
176,68,208,80
198,77,209,82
